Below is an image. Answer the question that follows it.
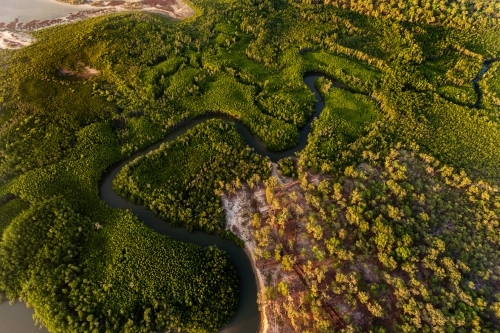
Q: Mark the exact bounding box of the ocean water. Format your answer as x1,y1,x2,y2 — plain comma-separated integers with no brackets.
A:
0,301,48,333
0,0,95,24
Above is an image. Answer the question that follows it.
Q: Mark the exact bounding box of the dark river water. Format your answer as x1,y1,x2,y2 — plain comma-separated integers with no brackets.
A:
0,73,324,333
472,59,499,108
0,6,496,329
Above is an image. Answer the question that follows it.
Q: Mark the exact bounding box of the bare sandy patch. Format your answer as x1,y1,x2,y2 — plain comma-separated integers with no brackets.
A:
58,65,100,79
222,189,269,333
71,0,195,19
223,186,301,333
140,0,194,19
221,163,306,333
222,165,351,332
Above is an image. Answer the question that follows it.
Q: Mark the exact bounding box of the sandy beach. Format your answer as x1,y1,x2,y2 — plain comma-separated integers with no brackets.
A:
0,0,194,50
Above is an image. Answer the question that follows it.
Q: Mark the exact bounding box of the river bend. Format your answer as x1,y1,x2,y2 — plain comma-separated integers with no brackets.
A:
1,62,496,332
97,60,500,332
98,73,324,333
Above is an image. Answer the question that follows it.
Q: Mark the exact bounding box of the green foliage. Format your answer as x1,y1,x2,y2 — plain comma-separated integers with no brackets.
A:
0,200,238,333
114,119,270,233
0,77,115,174
259,148,500,331
311,0,500,30
300,77,380,172
0,200,92,310
84,210,239,333
480,61,500,113
220,230,245,247
386,91,500,178
277,157,298,178
182,73,301,150
303,51,381,94
0,197,29,236
0,0,500,332
10,122,121,204
436,85,476,106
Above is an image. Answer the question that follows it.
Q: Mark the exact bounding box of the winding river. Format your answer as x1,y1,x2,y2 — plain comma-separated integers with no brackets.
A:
0,73,324,333
0,61,496,332
98,73,324,333
99,60,499,333
472,59,499,108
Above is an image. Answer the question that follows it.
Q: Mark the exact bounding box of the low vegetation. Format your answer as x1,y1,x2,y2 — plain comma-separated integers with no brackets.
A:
0,0,499,331
300,76,381,173
1,199,239,333
480,61,500,113
0,196,29,236
114,119,270,233
255,147,500,332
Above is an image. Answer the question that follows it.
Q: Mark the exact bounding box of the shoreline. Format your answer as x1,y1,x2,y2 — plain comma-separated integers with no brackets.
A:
243,244,269,333
222,188,268,333
0,30,33,50
222,164,294,333
0,0,194,50
222,165,322,333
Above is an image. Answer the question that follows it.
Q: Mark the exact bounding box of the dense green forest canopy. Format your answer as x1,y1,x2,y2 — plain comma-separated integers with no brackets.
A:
113,119,270,233
0,0,499,331
306,0,500,30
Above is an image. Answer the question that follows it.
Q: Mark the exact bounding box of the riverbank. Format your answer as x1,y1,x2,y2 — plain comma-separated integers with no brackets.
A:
222,165,302,333
222,189,268,333
0,0,194,50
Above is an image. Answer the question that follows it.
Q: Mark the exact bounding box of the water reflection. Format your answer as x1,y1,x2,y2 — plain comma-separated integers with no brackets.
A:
0,300,48,332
